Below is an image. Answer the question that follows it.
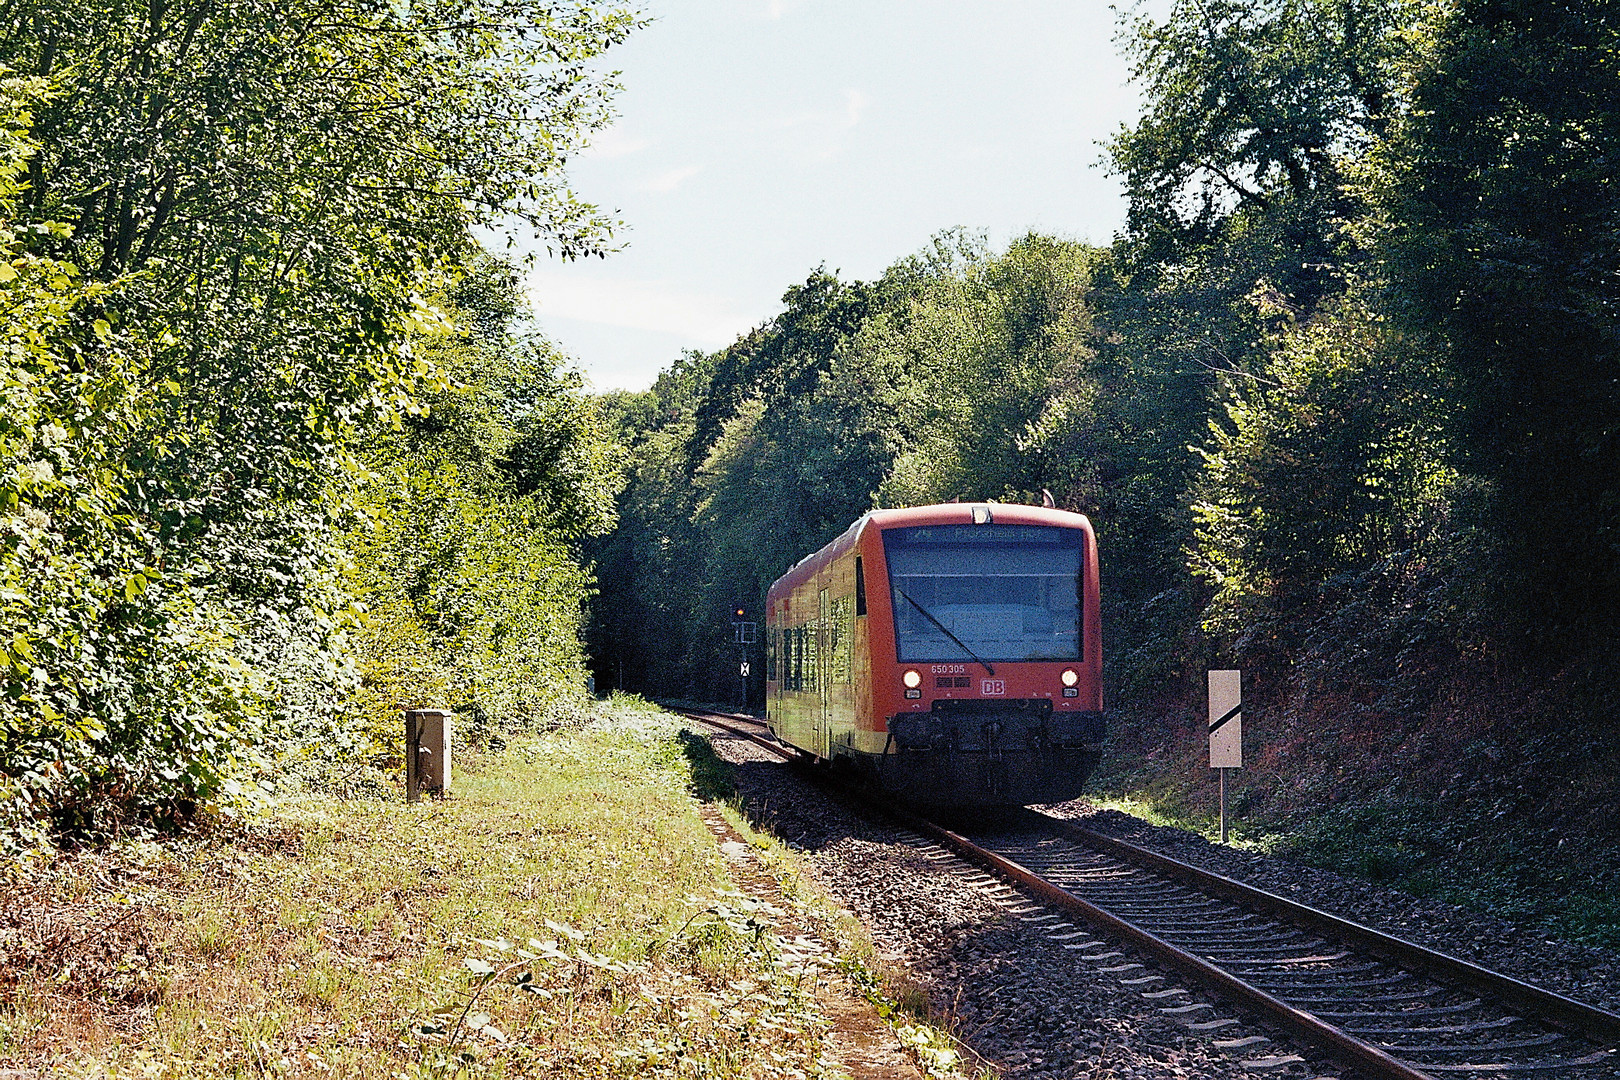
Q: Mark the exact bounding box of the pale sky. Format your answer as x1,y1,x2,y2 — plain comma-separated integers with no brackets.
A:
525,0,1144,391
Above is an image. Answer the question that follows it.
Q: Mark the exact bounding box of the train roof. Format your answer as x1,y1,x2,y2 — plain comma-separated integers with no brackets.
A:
768,502,1093,598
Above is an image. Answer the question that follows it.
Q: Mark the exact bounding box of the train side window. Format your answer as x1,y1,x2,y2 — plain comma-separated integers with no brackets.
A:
831,595,852,683
791,626,804,692
786,627,798,691
855,557,867,616
766,626,777,682
804,618,819,692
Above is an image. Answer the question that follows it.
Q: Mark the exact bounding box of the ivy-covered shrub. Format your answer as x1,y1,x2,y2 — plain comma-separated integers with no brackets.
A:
0,78,267,846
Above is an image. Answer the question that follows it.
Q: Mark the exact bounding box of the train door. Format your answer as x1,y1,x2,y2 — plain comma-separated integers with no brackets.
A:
766,600,782,738
817,587,831,757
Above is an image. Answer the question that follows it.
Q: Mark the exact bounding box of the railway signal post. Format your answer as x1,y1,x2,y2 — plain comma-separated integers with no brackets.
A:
731,608,756,709
1208,669,1241,842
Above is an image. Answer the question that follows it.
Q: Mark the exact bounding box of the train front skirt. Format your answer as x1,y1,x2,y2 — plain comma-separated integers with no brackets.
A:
867,701,1104,809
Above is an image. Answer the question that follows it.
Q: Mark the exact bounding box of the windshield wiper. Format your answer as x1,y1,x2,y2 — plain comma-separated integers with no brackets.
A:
895,589,995,676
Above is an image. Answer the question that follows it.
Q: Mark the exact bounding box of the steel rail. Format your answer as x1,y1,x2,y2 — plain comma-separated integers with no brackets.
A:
1032,812,1620,1046
884,806,1442,1080
673,708,795,761
678,709,1429,1077
676,709,1618,1078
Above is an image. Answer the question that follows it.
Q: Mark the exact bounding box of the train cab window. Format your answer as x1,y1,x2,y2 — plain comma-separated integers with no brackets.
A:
766,626,777,682
855,557,867,616
882,524,1083,662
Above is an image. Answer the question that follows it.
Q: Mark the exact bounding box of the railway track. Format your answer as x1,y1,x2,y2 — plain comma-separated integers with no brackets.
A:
674,707,1620,1080
941,816,1620,1080
676,707,784,754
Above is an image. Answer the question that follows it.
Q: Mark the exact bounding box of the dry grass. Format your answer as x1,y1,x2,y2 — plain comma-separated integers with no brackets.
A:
0,704,889,1079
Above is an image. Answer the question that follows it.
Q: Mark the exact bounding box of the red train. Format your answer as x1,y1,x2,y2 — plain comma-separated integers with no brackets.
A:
765,502,1103,809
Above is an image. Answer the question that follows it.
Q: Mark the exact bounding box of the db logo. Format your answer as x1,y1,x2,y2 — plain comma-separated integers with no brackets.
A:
981,679,1006,696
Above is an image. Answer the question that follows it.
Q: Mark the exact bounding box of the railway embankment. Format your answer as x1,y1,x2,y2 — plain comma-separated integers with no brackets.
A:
0,700,948,1079
1092,653,1620,952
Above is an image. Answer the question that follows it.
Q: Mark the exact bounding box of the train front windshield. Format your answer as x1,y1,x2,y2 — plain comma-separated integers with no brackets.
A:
883,524,1082,663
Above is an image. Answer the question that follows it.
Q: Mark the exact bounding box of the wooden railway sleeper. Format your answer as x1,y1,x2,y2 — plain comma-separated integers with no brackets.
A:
1073,895,1228,912
1280,987,1451,1006
1345,1017,1520,1037
1310,1001,1487,1020
1221,951,1353,966
1247,972,1421,991
1383,1034,1565,1055
1403,1048,1615,1072
1198,941,1336,958
1148,924,1301,941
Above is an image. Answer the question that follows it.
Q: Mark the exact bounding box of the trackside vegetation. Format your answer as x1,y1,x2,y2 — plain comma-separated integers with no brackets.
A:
587,0,1620,946
0,0,638,845
1,701,966,1078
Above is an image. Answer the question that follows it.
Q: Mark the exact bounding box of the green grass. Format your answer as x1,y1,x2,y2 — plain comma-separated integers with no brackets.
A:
1083,788,1278,852
1,696,983,1078
1089,783,1620,951
1273,797,1620,950
0,703,818,1077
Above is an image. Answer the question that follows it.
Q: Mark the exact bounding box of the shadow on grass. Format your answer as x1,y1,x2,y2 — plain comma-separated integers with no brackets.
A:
678,728,740,803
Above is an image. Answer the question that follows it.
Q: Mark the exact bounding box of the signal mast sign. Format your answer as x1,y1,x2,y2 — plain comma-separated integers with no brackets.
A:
1208,669,1242,768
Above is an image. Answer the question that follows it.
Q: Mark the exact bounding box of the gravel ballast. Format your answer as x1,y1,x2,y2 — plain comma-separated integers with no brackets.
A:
706,733,1344,1080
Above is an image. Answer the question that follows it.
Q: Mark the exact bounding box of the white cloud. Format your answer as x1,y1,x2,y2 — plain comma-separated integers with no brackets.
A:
843,88,868,128
581,126,652,160
639,164,702,192
754,87,869,162
528,273,759,346
760,0,810,18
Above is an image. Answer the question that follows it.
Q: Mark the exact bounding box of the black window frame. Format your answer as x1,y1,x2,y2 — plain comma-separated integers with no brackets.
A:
881,523,1085,664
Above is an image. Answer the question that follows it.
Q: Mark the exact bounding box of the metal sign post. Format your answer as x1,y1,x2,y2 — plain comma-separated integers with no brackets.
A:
405,709,454,802
1208,670,1242,842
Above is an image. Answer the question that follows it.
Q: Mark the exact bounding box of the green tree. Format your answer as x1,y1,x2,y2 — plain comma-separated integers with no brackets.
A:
585,354,716,696
0,0,640,836
1370,0,1620,641
0,77,259,840
878,233,1098,506
1094,0,1413,685
1112,0,1396,258
337,262,622,773
1188,293,1453,629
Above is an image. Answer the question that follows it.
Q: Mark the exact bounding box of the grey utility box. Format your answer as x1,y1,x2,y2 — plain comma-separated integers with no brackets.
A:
405,709,453,802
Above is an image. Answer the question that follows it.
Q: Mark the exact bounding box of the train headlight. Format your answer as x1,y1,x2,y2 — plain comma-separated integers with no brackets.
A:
1061,669,1079,687
903,669,921,688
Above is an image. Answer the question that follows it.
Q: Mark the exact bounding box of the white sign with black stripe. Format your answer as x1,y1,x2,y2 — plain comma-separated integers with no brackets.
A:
1208,669,1242,769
